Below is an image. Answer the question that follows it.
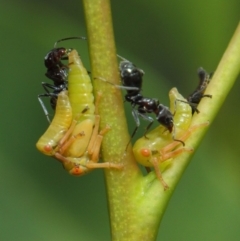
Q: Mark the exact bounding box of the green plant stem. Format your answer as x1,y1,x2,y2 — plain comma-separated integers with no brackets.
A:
82,1,145,240
82,1,240,239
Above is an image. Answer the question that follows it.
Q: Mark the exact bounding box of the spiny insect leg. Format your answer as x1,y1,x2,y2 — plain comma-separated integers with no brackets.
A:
160,122,209,160
56,107,89,154
83,161,123,170
149,157,169,190
88,124,111,162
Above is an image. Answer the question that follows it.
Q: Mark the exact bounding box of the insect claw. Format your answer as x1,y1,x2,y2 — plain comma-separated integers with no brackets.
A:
174,138,185,146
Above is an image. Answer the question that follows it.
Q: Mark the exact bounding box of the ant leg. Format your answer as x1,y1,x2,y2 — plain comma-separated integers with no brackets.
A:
176,99,200,114
125,109,141,151
41,82,57,93
125,126,138,151
189,94,212,114
38,82,61,122
143,121,154,139
160,122,209,161
202,94,212,99
191,105,200,114
126,111,154,150
131,108,141,135
38,93,52,123
171,126,185,146
138,113,154,139
178,99,201,114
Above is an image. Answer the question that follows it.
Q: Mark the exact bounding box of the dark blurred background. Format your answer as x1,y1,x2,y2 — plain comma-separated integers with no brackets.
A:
1,0,240,240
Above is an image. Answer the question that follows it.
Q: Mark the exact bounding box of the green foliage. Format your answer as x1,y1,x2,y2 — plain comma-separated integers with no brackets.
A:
0,0,240,240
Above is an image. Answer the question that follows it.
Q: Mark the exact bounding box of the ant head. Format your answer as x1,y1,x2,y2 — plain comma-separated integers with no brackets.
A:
57,47,73,56
44,47,72,68
119,61,144,78
119,60,135,72
117,55,144,75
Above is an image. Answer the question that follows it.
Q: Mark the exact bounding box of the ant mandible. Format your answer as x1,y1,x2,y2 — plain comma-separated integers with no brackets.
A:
38,36,86,122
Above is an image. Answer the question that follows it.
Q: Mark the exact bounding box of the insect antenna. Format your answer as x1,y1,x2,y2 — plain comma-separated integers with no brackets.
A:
54,36,87,48
94,76,139,91
117,54,129,62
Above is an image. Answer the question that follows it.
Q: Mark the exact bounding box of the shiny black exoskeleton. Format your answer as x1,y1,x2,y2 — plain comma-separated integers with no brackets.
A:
119,60,144,98
38,47,70,122
38,36,87,122
118,58,183,146
187,67,212,113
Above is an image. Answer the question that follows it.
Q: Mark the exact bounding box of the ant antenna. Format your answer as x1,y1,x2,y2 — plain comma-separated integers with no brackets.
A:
94,77,139,91
117,54,129,62
54,36,87,48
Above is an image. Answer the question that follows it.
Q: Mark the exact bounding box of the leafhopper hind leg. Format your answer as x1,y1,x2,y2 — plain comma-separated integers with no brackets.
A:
159,121,209,161
149,157,169,190
86,91,102,158
55,106,89,155
81,121,122,170
87,115,110,162
85,92,123,169
55,92,123,174
148,122,209,190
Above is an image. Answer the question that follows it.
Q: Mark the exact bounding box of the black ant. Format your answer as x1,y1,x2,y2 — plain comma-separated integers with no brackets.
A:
119,57,184,146
38,37,86,122
95,56,184,147
188,67,212,113
179,67,212,114
38,47,70,122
